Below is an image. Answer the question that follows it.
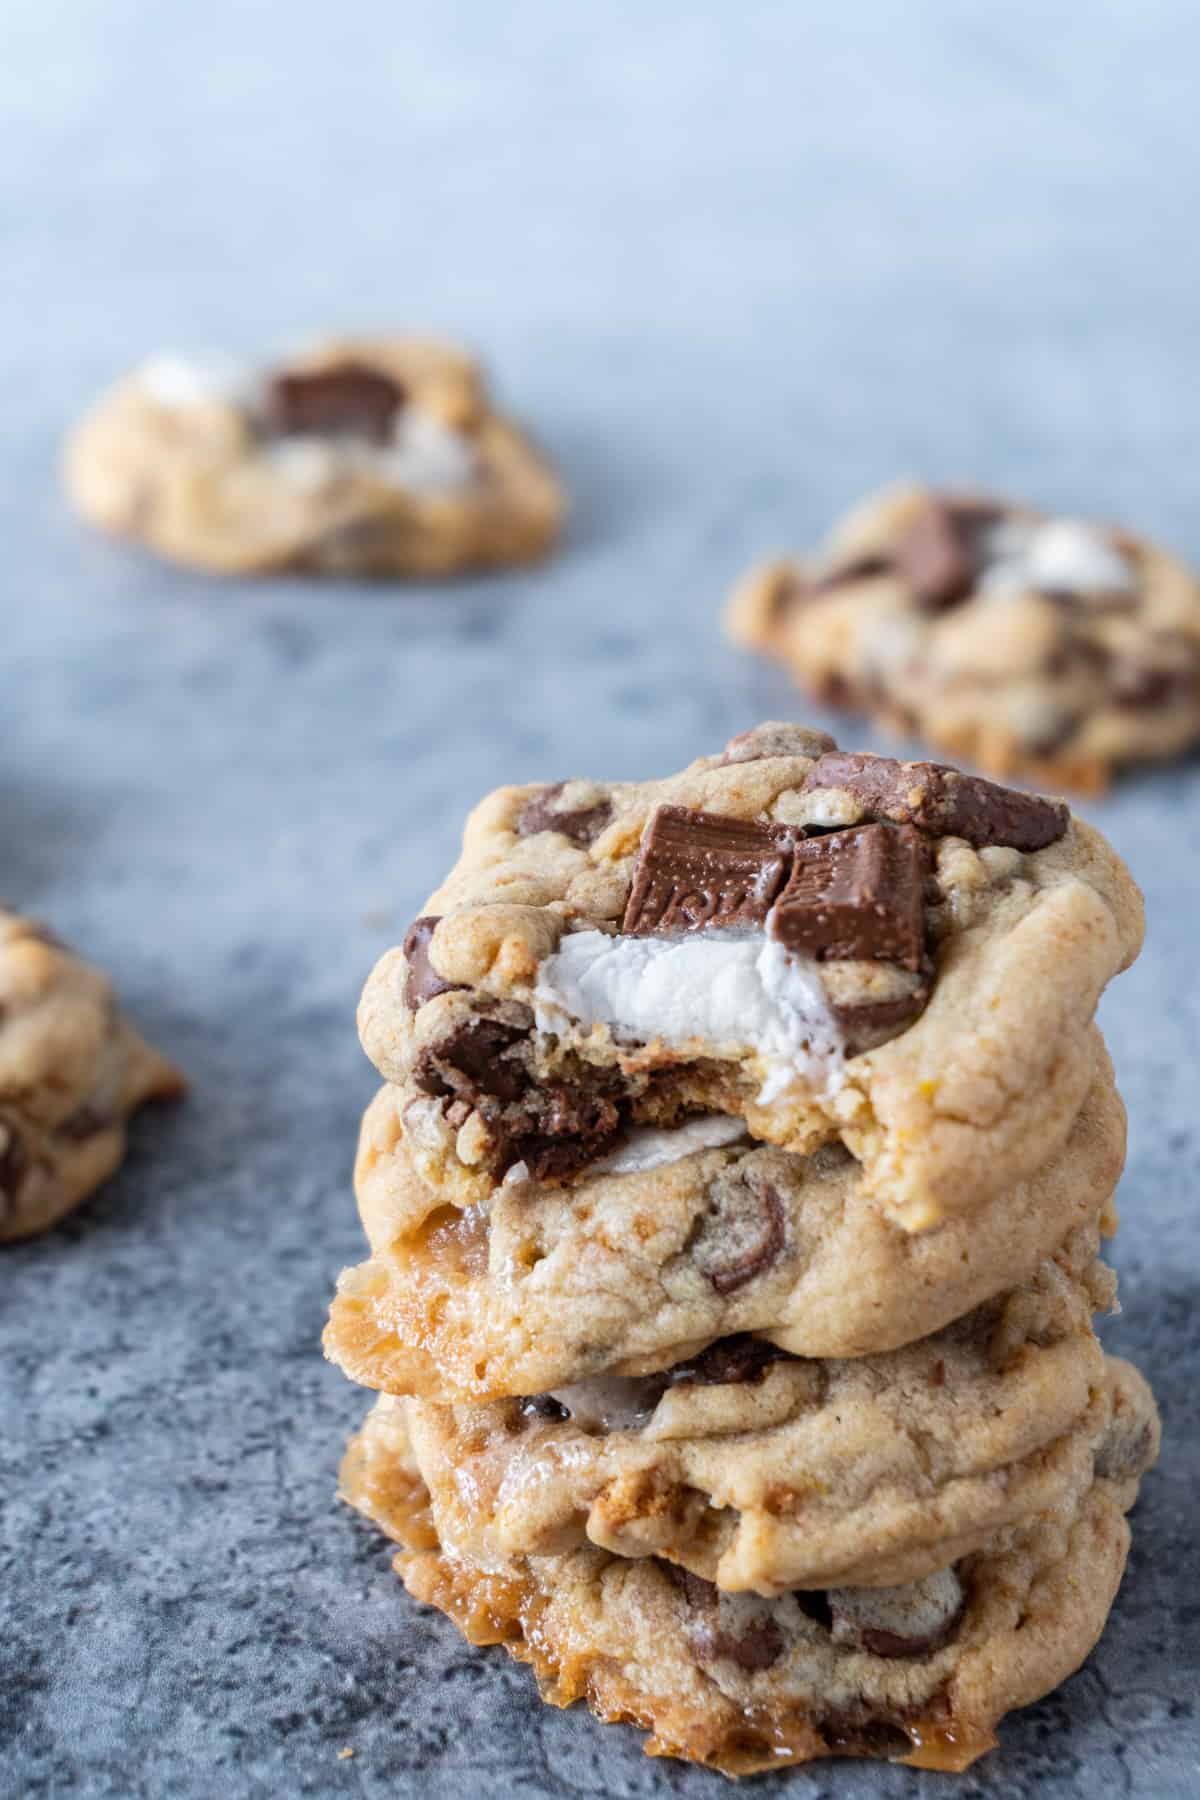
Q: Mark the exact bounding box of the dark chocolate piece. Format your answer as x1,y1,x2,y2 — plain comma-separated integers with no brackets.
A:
507,1083,624,1182
516,783,613,846
801,751,1069,851
669,1568,786,1673
771,824,927,971
413,1015,530,1105
265,363,404,444
664,1333,798,1389
691,1174,788,1296
832,989,929,1057
402,916,464,1012
891,498,1000,611
622,806,796,936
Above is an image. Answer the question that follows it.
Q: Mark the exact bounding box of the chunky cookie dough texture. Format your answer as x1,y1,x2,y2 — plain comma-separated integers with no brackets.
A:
324,1042,1122,1401
359,724,1142,1229
726,484,1200,791
63,336,564,577
397,1226,1118,1594
339,1358,1159,1776
0,907,184,1242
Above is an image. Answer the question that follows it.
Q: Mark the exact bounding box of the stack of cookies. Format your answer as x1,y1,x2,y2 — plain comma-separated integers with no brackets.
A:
325,723,1160,1776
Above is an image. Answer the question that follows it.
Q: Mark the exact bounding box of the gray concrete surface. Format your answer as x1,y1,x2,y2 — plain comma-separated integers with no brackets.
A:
2,2,1197,1795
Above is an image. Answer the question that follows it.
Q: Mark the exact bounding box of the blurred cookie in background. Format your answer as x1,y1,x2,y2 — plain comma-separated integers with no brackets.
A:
0,906,184,1243
726,483,1200,792
64,336,564,578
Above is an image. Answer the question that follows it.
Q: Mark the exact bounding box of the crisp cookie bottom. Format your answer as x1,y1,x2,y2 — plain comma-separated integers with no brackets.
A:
339,1358,1158,1778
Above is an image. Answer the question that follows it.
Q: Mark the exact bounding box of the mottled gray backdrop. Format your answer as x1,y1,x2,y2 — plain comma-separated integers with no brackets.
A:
1,3,1197,1796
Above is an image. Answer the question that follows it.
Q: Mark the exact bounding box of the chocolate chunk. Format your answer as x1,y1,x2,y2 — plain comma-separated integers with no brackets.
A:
670,1568,786,1673
1109,659,1195,710
402,916,464,1012
508,1082,624,1182
519,1394,571,1424
664,1333,799,1389
691,1172,787,1295
802,752,1069,851
892,499,998,611
413,1015,530,1105
718,723,837,766
828,1567,965,1659
0,1114,30,1221
831,989,929,1057
265,363,404,443
516,783,613,846
771,824,927,972
622,806,796,936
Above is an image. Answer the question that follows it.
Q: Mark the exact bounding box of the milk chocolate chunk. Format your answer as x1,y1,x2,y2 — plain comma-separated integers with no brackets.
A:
402,916,465,1012
413,1015,530,1105
671,1570,786,1673
664,1333,798,1389
771,824,927,971
691,1172,788,1296
266,363,405,443
622,807,796,936
828,1568,965,1659
892,498,999,611
516,783,612,846
802,752,1069,851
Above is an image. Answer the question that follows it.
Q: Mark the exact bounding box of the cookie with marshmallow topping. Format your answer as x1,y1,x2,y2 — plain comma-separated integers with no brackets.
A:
64,336,563,577
359,725,1142,1229
726,484,1200,791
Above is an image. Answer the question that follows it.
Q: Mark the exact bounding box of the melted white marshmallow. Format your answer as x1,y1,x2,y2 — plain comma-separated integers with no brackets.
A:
534,929,844,1101
137,352,257,410
268,406,476,495
547,1376,659,1433
977,517,1134,599
592,1115,750,1177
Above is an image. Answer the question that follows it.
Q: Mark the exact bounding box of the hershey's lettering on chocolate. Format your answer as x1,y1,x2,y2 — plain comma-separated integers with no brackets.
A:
622,806,796,936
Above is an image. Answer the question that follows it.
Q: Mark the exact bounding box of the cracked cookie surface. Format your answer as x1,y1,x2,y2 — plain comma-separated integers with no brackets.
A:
0,907,184,1242
339,1356,1158,1776
358,724,1142,1229
325,1041,1122,1401
64,336,563,577
726,484,1200,791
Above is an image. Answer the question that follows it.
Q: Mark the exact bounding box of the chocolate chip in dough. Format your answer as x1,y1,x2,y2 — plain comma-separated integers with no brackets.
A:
691,1172,787,1295
516,783,613,846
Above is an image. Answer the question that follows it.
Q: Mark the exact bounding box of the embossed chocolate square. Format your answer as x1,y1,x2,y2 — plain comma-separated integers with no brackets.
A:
621,806,797,936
